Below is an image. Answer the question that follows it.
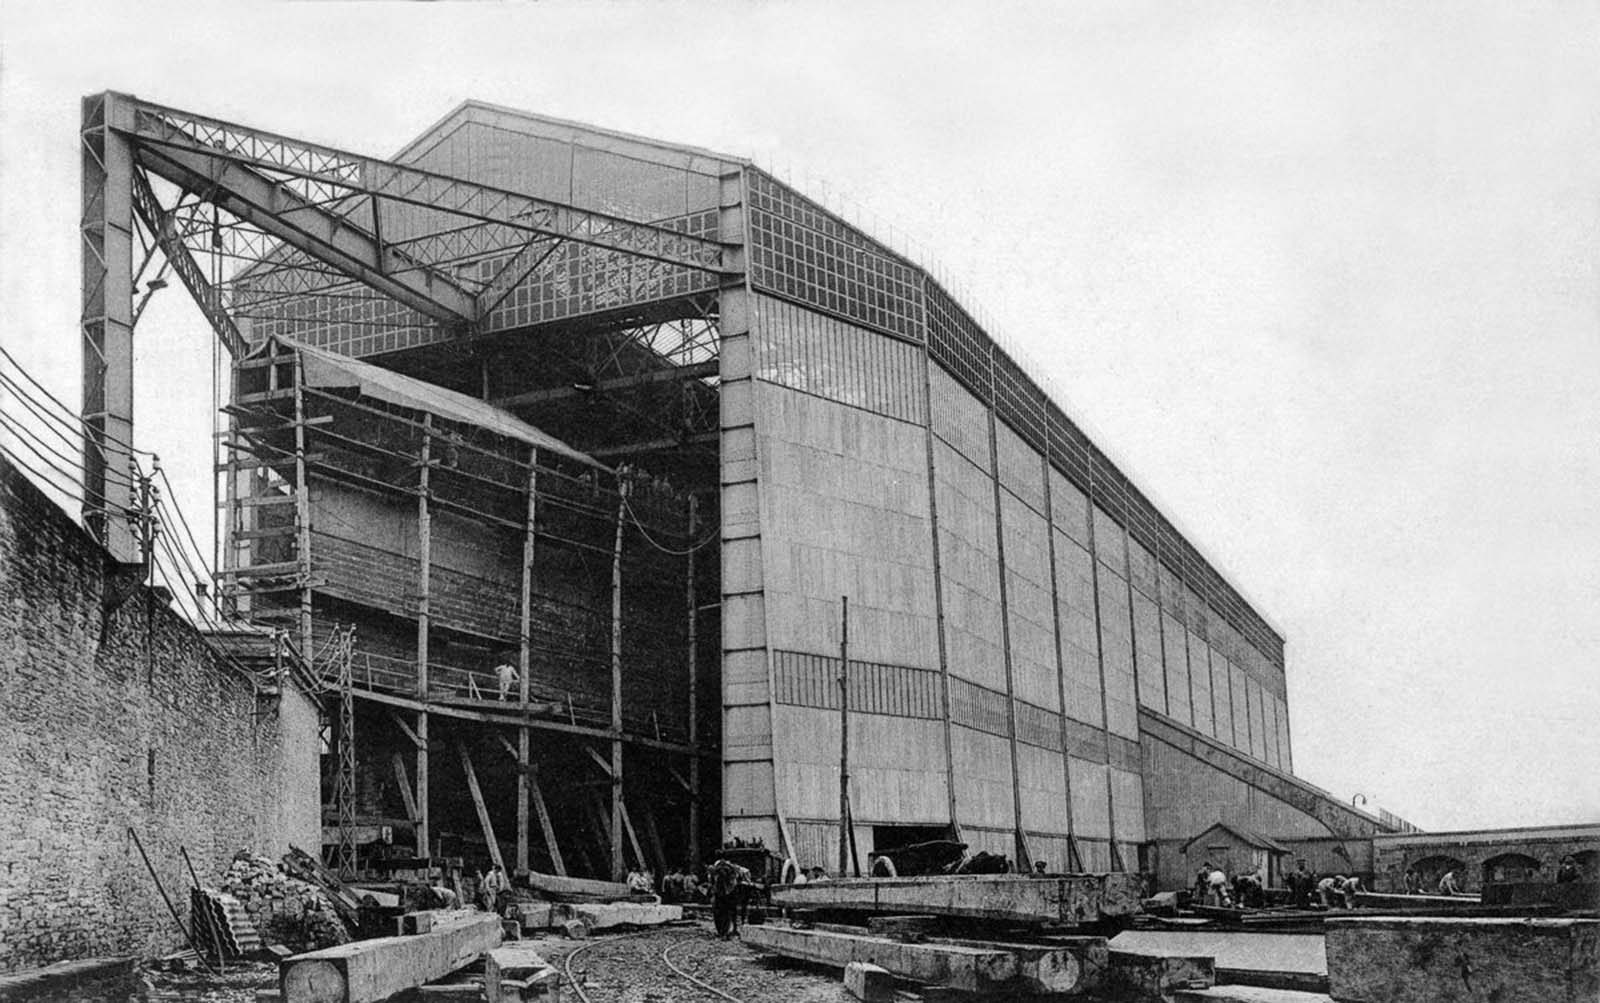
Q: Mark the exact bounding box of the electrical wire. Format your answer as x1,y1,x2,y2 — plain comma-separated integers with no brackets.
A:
0,365,142,492
0,410,91,487
0,343,157,456
154,467,213,586
622,493,718,556
0,440,88,502
0,371,88,456
151,530,277,685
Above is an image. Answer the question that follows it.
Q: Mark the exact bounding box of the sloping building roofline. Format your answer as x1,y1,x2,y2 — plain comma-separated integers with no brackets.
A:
1181,820,1292,855
382,100,1287,645
392,99,745,170
257,336,608,471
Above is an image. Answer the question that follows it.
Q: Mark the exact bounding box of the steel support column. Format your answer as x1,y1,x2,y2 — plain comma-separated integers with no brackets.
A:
80,93,138,562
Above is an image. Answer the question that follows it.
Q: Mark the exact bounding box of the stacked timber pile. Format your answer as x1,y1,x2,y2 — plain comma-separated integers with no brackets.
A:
218,852,351,952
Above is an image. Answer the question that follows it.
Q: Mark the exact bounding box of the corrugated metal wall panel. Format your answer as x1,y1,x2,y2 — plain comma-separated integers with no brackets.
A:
1055,533,1104,728
934,439,1006,692
950,725,1017,830
1001,491,1058,711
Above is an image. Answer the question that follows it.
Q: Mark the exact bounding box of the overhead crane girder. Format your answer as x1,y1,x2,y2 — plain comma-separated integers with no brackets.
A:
76,90,743,563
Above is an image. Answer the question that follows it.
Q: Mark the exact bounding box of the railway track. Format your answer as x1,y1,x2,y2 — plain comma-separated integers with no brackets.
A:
563,929,749,1003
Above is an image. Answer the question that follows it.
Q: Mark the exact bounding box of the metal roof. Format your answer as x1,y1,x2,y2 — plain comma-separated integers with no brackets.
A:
260,336,608,472
1181,821,1292,855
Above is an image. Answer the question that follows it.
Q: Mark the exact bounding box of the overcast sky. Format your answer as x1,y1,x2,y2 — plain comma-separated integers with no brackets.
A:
2,1,1596,833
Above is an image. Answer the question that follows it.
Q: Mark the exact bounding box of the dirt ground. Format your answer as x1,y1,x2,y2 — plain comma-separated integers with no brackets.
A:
134,919,851,1003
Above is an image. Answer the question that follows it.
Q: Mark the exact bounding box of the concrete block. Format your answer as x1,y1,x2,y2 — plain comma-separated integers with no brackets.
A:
867,914,938,940
1108,949,1216,1002
772,873,1132,925
1175,988,1332,1003
512,903,553,930
523,871,630,901
1325,916,1600,1003
569,902,682,930
399,911,436,935
560,919,589,940
280,910,502,1003
485,944,555,1003
743,923,1093,995
843,961,894,1002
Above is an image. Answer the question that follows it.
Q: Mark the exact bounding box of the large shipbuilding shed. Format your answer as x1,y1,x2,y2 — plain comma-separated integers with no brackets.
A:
77,92,1391,886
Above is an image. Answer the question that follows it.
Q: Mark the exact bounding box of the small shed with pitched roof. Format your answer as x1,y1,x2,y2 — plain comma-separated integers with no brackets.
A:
1181,821,1292,887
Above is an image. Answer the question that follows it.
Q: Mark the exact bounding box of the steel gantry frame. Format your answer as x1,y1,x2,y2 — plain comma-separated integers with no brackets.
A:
79,91,738,564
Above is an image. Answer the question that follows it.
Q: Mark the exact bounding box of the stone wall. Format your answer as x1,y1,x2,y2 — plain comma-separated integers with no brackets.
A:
0,458,321,972
1371,825,1600,894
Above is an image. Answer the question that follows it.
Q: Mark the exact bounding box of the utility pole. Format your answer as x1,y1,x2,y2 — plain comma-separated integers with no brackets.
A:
837,596,853,878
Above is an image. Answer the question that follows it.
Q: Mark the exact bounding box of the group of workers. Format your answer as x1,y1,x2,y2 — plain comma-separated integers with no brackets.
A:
1195,860,1367,910
466,858,760,937
1196,853,1591,911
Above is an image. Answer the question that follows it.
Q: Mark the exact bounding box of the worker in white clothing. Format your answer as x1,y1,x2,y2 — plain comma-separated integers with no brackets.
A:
493,662,519,701
1207,867,1232,907
479,864,509,914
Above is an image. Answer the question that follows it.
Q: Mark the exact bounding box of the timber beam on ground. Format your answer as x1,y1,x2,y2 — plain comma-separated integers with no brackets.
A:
347,685,712,758
771,873,1144,925
742,923,1105,996
278,909,501,1003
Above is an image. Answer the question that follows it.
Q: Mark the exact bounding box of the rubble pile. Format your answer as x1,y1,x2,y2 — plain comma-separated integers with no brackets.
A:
218,851,351,952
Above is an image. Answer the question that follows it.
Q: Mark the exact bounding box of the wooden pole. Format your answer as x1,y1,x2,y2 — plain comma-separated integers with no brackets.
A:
685,494,700,869
221,349,241,617
457,740,504,872
838,596,850,878
609,472,628,881
516,449,538,875
641,806,668,876
619,802,647,873
292,353,313,677
391,752,418,827
127,827,217,974
915,330,961,843
179,845,226,974
415,415,432,859
528,767,566,877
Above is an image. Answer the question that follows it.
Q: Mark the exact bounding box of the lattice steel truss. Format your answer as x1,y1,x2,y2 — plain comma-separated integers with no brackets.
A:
80,91,740,563
333,625,357,879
